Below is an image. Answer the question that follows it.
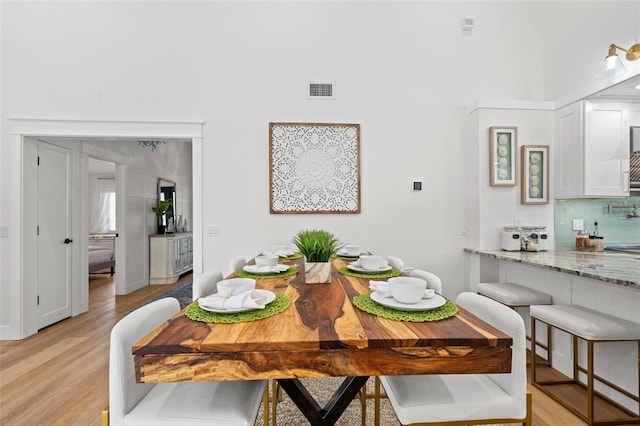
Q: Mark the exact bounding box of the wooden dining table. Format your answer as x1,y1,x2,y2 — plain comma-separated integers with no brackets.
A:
133,256,512,425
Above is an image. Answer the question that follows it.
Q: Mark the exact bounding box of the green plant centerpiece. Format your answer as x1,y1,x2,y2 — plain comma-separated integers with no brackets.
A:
292,229,338,283
152,199,172,234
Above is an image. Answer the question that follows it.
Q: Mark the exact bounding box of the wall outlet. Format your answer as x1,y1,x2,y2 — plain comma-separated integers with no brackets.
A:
572,219,584,231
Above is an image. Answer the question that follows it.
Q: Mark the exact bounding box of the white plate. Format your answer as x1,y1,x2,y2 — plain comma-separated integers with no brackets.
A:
370,291,446,312
199,289,276,314
243,264,289,275
347,264,392,273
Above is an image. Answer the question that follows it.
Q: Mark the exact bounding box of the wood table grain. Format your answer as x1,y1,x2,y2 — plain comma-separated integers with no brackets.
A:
133,256,512,424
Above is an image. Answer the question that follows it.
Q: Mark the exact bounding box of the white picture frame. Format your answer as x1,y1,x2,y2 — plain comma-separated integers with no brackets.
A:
269,122,361,214
489,126,518,186
521,145,549,205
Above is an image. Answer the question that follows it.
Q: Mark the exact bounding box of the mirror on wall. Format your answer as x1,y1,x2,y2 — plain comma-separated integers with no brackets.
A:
158,178,176,231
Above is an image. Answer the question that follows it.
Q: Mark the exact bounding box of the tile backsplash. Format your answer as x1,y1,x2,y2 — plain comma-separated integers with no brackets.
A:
554,196,640,249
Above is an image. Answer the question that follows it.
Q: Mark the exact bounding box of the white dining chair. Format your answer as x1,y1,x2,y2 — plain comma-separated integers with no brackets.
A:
385,256,404,271
375,292,531,426
107,297,268,426
229,256,247,275
192,268,223,300
409,269,443,295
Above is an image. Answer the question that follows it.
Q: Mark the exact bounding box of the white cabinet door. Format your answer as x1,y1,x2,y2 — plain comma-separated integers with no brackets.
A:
584,102,629,197
555,101,584,197
555,101,637,198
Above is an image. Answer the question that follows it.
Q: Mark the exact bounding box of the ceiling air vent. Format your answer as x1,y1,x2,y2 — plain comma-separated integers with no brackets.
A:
308,82,335,100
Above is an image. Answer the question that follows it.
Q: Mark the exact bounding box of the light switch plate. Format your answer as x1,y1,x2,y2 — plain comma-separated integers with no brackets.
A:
207,224,219,237
0,224,7,237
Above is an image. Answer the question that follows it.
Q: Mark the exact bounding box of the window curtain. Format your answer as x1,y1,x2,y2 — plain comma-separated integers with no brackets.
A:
90,177,116,234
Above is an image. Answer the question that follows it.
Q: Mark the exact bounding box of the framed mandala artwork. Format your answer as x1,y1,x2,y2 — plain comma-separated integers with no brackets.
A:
489,126,518,187
269,122,361,214
521,145,549,205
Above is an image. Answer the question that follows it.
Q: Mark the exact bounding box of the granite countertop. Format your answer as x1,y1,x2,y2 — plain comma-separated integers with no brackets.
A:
464,248,640,289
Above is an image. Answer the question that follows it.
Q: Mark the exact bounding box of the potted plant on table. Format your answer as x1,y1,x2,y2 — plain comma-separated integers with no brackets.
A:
292,229,339,283
152,199,172,234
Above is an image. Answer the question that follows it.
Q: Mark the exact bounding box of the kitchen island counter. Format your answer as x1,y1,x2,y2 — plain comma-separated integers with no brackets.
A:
464,248,639,413
464,249,639,289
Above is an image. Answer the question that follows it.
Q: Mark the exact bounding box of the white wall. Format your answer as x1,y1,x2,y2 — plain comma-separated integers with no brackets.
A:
1,1,639,338
468,103,556,250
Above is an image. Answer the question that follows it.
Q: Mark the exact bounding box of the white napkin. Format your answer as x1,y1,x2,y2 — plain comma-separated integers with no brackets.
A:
369,280,435,299
263,250,295,258
243,264,289,274
199,290,268,311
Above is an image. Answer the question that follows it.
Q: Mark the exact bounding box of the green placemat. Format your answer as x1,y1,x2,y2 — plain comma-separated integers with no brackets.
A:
234,267,298,280
185,293,291,323
353,293,458,322
338,266,402,279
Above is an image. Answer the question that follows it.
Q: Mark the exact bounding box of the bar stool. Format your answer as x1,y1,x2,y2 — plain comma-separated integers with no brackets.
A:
531,304,640,425
478,281,552,364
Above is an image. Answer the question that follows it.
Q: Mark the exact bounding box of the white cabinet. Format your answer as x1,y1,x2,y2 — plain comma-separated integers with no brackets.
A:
149,232,193,284
555,100,636,197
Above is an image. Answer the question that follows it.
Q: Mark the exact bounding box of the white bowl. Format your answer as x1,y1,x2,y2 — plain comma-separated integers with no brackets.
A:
344,245,362,256
359,255,387,270
255,254,279,267
271,245,290,253
388,276,427,304
217,278,256,297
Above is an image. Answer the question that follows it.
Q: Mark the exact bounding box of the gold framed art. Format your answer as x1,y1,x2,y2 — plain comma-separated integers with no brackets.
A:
269,122,361,214
521,145,549,204
489,126,518,186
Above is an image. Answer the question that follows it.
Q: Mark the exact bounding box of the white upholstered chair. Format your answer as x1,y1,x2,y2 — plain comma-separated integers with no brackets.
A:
375,292,531,426
192,269,223,300
229,256,247,275
108,297,268,426
363,268,442,419
385,256,404,271
408,269,443,295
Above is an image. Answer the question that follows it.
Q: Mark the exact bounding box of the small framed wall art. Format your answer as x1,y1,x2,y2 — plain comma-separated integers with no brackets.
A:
521,145,549,204
489,126,518,186
269,122,361,214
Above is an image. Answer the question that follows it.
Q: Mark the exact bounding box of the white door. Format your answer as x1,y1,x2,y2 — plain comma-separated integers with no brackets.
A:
37,141,72,328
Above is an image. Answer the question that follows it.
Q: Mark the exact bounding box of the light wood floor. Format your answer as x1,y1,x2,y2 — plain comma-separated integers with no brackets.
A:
0,274,587,426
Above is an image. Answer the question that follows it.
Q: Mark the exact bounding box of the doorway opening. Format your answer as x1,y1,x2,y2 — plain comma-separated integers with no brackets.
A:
7,118,203,340
88,157,118,291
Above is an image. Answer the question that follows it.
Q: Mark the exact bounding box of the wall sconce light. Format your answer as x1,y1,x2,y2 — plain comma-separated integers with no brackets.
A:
138,140,166,151
597,43,640,80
